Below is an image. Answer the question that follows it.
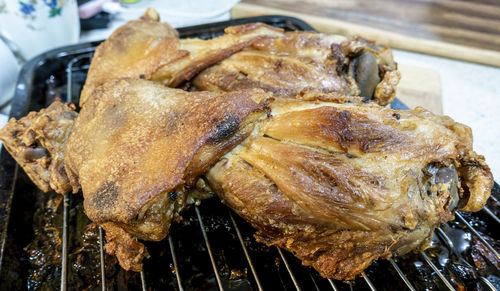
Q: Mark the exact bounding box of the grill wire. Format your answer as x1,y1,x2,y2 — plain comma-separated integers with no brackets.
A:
58,193,500,291
57,45,500,291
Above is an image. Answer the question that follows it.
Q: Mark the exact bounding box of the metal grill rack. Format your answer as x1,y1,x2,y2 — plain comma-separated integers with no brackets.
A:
1,15,499,291
58,189,500,291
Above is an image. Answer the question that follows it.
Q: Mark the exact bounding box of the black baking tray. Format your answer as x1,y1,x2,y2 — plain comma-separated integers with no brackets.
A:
1,15,499,291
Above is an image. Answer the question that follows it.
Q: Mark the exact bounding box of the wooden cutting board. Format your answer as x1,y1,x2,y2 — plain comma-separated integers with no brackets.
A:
232,1,500,67
397,64,442,114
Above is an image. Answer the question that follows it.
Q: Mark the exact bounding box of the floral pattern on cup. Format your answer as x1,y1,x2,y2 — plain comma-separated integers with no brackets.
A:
17,0,64,18
19,1,35,15
0,0,79,60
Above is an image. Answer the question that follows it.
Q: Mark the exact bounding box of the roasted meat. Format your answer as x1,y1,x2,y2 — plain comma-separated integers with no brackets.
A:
206,99,493,280
80,9,283,106
193,33,400,105
79,8,178,106
0,101,79,194
149,23,282,88
0,11,493,280
64,79,270,270
0,85,492,277
81,9,399,107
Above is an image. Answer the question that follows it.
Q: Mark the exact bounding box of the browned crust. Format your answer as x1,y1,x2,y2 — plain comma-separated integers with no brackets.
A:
1,11,489,277
374,70,401,106
151,22,285,86
193,31,400,105
81,16,284,107
102,222,149,272
66,79,271,243
208,153,435,280
166,23,283,88
207,100,492,280
457,152,494,212
79,10,181,106
193,31,356,98
0,101,79,194
166,38,260,88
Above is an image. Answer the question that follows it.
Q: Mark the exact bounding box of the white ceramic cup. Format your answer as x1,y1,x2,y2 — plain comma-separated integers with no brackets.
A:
0,0,80,61
0,38,19,113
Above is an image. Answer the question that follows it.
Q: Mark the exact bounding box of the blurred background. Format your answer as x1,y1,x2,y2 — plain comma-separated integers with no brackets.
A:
0,0,499,179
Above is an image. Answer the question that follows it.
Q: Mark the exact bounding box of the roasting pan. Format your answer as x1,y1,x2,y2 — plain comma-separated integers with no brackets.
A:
0,15,499,291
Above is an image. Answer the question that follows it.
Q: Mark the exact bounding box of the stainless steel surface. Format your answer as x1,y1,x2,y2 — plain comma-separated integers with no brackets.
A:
308,271,320,291
481,276,499,291
361,271,377,291
140,270,146,291
99,226,106,291
328,279,339,291
277,247,302,291
228,211,263,291
436,227,454,250
483,206,500,225
389,258,416,291
168,235,183,291
60,57,76,291
60,194,69,291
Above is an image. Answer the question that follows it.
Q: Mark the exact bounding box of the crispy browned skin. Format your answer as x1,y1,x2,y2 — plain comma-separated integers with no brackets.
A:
0,101,79,194
65,78,270,270
80,9,282,106
151,23,283,88
101,222,149,272
0,11,491,277
81,9,398,107
0,90,492,276
207,99,492,280
194,33,400,105
80,9,179,107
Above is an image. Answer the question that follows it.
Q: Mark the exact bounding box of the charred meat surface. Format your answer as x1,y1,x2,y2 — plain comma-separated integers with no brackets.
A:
0,101,79,194
193,33,400,105
207,99,493,280
79,8,178,107
82,9,398,108
80,9,283,106
0,10,494,281
65,78,270,271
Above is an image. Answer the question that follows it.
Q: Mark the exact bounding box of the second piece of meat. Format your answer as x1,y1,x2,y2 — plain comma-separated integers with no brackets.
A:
207,99,493,280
